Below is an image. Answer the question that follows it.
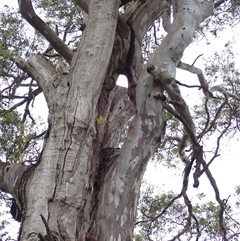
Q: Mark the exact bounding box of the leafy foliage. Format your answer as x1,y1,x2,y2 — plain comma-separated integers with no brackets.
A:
0,109,42,162
136,184,240,241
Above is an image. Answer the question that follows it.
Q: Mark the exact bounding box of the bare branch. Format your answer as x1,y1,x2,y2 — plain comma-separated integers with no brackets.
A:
163,101,198,147
6,88,42,112
18,0,74,62
178,61,212,98
1,95,28,99
175,80,214,97
198,98,210,139
211,85,240,101
191,54,203,66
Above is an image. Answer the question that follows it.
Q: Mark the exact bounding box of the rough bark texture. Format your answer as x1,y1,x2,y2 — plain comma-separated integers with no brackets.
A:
1,0,218,240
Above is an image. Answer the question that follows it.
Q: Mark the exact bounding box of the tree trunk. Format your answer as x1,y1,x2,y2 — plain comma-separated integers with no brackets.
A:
0,0,216,240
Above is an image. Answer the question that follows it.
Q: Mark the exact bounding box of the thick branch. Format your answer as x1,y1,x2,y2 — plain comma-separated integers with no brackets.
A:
18,0,74,62
3,163,31,213
15,55,59,103
144,1,217,190
126,0,171,43
147,1,214,85
95,27,166,241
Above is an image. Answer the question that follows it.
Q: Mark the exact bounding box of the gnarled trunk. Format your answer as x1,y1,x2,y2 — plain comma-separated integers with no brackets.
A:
0,0,216,240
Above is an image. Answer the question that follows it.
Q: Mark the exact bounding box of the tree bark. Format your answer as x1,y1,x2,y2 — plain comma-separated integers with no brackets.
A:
1,0,217,240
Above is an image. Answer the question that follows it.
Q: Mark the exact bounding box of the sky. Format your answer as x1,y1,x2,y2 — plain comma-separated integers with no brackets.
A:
1,0,240,240
144,25,240,202
115,12,240,203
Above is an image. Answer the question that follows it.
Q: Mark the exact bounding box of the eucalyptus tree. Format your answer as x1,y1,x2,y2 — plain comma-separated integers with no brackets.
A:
0,0,240,241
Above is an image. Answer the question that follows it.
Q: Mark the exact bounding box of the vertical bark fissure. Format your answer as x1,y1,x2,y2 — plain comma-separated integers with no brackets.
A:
18,0,122,239
61,102,78,179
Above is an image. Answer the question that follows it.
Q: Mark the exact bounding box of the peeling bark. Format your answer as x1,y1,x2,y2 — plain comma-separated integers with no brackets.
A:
1,0,224,240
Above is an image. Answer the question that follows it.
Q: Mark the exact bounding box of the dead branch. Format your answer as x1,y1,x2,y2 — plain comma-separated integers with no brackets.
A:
191,54,203,66
175,80,214,97
6,88,42,112
177,61,212,98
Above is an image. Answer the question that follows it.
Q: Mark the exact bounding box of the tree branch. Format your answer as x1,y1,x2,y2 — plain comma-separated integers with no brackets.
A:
7,88,42,112
135,193,182,226
198,87,229,138
178,61,212,98
15,55,58,102
126,0,170,43
18,0,74,63
203,162,227,240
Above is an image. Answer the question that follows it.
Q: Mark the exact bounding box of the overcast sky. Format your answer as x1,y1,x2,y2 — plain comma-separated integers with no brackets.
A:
144,25,240,201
